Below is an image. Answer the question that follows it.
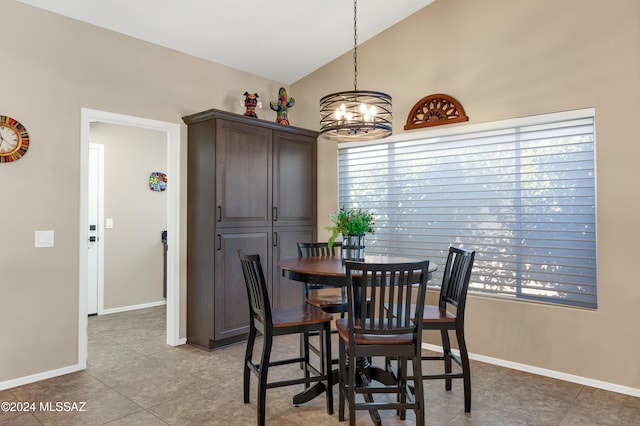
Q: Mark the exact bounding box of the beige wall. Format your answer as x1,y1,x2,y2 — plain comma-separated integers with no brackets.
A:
0,0,288,383
90,122,166,310
1,0,639,394
292,0,640,391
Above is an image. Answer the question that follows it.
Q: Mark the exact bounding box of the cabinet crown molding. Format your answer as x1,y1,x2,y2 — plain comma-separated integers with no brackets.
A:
182,108,319,138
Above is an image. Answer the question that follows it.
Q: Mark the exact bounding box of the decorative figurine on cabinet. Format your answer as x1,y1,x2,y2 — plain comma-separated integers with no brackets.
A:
270,87,295,125
242,92,261,118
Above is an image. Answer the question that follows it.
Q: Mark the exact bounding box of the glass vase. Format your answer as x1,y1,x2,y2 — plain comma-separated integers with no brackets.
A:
342,233,366,261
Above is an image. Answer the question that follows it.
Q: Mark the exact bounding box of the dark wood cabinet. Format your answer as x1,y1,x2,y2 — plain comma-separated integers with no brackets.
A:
215,120,273,227
273,132,316,227
214,227,271,342
183,108,317,350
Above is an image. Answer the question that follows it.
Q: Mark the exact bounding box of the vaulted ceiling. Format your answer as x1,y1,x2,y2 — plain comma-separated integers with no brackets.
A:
18,0,435,84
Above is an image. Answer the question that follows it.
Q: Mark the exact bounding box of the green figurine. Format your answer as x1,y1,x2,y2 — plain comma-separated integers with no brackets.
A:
270,87,295,125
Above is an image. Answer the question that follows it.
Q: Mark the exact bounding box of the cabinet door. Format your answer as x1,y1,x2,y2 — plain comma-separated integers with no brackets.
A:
272,227,315,308
273,131,316,227
214,228,271,341
216,120,272,227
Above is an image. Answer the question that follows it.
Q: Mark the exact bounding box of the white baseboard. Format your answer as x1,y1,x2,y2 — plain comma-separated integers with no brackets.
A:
0,364,84,392
99,299,166,315
422,343,640,398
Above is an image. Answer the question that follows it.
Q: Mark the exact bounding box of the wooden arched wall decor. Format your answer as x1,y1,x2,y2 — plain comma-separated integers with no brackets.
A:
404,93,469,130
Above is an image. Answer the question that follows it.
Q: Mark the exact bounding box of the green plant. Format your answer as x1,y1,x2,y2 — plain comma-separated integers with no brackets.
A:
326,207,374,248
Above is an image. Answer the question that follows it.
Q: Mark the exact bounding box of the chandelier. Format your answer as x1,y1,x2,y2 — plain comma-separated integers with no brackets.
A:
319,0,392,141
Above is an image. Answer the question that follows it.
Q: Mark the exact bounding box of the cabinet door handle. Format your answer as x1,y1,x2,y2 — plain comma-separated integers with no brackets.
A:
216,234,221,251
273,206,278,222
273,232,278,247
217,206,222,222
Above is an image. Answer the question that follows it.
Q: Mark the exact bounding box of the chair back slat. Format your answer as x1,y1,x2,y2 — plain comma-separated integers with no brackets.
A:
297,242,342,294
297,242,337,258
238,251,272,325
439,247,475,318
345,260,429,337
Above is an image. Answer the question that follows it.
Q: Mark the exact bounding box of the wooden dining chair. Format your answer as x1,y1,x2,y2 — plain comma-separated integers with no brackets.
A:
419,246,475,412
238,251,334,426
337,260,430,426
296,242,345,376
297,242,348,314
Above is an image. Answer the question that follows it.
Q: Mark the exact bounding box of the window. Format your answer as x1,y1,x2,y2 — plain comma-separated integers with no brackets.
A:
338,109,597,308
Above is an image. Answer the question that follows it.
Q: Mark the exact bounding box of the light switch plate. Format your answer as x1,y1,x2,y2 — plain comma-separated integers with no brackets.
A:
35,230,55,248
106,218,113,229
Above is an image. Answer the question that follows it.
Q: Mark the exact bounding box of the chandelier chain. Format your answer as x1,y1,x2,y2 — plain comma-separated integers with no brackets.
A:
353,0,358,91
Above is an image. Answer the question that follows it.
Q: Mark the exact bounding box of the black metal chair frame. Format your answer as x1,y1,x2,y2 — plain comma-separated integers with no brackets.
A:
297,242,347,368
238,251,334,426
338,260,430,426
419,246,475,413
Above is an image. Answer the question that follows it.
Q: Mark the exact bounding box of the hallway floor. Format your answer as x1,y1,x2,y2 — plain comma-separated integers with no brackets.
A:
1,305,639,425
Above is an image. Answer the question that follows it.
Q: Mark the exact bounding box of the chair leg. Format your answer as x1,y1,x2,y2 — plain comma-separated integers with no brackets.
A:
323,323,334,415
316,328,324,387
456,327,471,413
338,337,346,422
300,285,308,370
303,332,311,388
412,353,425,426
347,349,357,426
299,332,305,370
244,325,257,404
440,329,453,391
257,333,272,426
398,357,407,420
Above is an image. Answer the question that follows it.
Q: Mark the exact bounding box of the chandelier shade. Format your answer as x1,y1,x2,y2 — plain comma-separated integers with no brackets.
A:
319,90,392,141
319,0,392,142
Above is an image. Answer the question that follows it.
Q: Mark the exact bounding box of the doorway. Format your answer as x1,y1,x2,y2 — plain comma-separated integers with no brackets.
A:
78,108,181,368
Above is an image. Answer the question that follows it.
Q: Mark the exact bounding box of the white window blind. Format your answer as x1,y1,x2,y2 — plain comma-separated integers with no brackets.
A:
338,109,597,309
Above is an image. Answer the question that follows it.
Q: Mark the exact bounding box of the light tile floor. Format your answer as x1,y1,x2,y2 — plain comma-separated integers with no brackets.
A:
1,305,639,425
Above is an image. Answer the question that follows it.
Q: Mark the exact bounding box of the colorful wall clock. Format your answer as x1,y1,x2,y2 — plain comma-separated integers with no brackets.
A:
149,172,167,191
0,115,30,163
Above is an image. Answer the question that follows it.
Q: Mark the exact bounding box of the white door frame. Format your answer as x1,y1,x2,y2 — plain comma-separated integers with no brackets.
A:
78,108,181,367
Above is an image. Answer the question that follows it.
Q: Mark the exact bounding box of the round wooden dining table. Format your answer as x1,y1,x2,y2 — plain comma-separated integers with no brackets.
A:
279,254,437,287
